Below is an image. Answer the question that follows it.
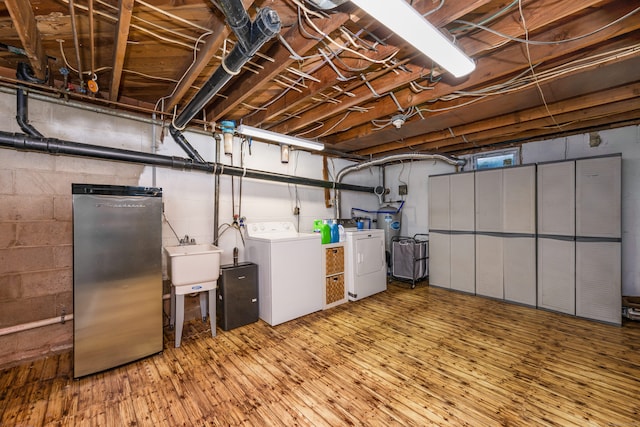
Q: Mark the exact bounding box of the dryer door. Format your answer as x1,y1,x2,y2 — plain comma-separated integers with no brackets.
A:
355,235,385,276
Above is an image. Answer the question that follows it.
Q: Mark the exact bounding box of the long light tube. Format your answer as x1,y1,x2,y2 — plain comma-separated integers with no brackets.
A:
350,0,476,78
236,124,325,151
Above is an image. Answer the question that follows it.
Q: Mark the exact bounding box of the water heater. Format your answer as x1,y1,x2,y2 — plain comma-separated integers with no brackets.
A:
376,204,401,253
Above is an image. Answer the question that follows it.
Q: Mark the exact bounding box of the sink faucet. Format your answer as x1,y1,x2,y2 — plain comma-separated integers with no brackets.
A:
179,235,196,245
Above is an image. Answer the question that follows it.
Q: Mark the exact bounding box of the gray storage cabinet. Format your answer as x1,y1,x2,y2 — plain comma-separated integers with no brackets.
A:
428,174,451,289
449,172,476,294
575,155,621,324
537,160,576,315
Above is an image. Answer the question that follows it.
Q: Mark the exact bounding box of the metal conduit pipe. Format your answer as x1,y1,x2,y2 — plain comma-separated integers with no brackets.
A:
0,85,168,128
0,131,374,193
333,153,467,218
169,0,280,161
213,135,221,244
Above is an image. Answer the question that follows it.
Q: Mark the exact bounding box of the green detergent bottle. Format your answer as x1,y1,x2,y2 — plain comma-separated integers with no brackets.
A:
320,220,331,244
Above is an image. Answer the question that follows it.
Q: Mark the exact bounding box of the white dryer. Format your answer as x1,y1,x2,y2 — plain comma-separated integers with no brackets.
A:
345,228,387,301
245,222,322,326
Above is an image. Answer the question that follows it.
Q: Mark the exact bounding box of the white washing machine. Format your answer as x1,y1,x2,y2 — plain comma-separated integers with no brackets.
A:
345,228,387,301
245,222,322,326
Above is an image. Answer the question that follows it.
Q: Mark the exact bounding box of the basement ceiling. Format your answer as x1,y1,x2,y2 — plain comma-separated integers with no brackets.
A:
0,0,639,158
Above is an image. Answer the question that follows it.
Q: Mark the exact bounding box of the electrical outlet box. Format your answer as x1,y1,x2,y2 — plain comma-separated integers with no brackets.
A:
293,207,300,215
399,184,408,195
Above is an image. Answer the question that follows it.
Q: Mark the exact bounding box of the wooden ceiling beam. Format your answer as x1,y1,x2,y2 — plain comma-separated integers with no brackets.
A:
110,0,134,102
382,87,640,154
348,47,640,155
4,0,48,81
165,0,255,113
325,1,640,145
209,11,351,122
267,0,495,135
242,0,491,127
439,108,640,154
243,43,400,128
277,0,612,138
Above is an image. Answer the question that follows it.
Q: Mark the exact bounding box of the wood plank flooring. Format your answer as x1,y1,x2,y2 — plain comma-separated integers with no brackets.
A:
1,281,640,426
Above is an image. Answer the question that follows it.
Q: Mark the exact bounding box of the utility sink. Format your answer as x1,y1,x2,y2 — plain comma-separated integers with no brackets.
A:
164,244,223,286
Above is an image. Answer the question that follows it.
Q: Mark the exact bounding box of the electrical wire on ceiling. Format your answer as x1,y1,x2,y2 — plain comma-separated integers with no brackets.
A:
292,0,400,66
450,0,519,35
154,29,213,112
407,62,442,93
291,35,640,141
61,0,204,50
312,110,352,138
365,39,635,131
240,102,267,111
296,5,325,41
136,0,212,32
274,78,304,93
58,38,187,86
517,0,561,130
371,106,418,130
405,42,640,116
423,0,445,17
318,48,355,81
288,67,321,82
56,39,110,78
311,92,341,104
294,121,325,137
324,44,382,73
236,0,640,143
453,5,640,46
340,27,376,52
68,0,84,83
245,3,403,121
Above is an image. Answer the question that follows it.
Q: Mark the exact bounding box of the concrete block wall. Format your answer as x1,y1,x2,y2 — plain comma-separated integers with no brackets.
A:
0,147,145,368
0,91,148,368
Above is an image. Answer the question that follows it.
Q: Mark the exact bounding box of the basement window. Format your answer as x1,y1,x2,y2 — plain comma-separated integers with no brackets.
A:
473,148,520,170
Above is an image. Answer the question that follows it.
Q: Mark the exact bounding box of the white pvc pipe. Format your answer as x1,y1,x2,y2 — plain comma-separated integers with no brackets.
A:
0,314,74,337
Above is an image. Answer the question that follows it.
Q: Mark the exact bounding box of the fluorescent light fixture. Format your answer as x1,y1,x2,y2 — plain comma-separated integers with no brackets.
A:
236,124,325,151
350,0,476,78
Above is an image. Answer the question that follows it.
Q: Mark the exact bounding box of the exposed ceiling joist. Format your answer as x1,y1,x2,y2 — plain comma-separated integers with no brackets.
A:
0,0,637,158
324,2,640,146
3,0,47,81
110,0,135,102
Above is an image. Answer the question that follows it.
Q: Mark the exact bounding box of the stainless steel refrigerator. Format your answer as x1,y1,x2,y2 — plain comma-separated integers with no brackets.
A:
72,184,163,378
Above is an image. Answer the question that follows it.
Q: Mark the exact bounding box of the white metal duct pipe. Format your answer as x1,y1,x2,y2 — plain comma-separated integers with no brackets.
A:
334,153,466,218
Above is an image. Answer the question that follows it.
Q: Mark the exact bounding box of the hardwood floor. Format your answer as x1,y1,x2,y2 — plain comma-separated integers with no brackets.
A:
1,281,640,426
